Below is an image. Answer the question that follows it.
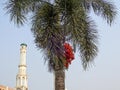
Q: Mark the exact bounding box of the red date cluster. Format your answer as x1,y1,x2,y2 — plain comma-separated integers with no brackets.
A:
64,43,74,68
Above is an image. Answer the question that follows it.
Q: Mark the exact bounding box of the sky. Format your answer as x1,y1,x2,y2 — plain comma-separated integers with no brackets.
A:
0,0,120,90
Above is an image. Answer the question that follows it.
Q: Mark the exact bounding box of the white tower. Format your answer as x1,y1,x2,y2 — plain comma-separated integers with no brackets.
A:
16,43,28,90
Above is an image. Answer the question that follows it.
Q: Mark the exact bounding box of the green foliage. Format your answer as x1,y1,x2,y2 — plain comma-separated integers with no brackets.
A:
31,3,65,71
6,0,47,26
82,0,116,24
91,0,116,24
6,0,117,71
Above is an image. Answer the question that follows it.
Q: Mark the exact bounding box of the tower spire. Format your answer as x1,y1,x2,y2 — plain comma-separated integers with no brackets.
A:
16,43,28,90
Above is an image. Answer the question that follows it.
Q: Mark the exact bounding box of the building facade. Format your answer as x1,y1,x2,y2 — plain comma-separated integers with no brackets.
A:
0,85,14,90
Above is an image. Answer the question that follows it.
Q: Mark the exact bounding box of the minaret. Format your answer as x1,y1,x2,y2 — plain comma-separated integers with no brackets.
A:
16,43,28,90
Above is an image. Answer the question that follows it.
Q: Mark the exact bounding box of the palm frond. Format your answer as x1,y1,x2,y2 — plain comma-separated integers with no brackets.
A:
5,0,49,26
64,5,98,69
79,17,98,69
92,0,116,24
80,0,116,24
31,3,65,71
5,0,30,25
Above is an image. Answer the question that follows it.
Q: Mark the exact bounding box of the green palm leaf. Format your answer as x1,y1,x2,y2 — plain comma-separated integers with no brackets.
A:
82,0,116,24
31,3,65,71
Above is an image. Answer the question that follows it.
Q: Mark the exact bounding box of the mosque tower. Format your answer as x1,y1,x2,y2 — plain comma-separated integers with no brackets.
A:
16,43,28,90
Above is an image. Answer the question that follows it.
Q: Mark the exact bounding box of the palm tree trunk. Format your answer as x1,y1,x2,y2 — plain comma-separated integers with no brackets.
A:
54,66,65,90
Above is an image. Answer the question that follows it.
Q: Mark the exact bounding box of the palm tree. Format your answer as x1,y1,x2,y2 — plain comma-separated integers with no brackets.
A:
6,0,116,90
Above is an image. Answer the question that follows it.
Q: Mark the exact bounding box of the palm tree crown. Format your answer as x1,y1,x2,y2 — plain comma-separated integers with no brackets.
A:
6,0,116,70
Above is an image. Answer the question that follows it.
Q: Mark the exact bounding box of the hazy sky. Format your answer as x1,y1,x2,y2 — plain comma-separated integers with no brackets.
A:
0,0,120,90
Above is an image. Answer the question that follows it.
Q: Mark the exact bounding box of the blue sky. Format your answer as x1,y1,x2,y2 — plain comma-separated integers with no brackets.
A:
0,0,120,90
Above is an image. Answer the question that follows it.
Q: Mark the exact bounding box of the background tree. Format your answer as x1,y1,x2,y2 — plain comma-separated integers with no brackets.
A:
6,0,116,90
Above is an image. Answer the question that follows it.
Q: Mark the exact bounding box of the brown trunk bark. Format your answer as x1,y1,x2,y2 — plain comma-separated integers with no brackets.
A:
54,66,65,90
